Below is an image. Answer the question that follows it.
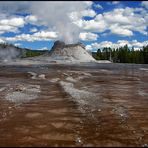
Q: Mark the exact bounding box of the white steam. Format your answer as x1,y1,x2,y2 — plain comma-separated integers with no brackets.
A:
0,1,93,44
29,1,93,43
0,45,20,62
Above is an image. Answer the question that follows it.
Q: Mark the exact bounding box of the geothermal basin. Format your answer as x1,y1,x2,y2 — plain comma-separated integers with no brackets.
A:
0,62,148,147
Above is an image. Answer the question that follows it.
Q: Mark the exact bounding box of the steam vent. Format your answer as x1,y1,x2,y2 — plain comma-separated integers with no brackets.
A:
48,40,96,62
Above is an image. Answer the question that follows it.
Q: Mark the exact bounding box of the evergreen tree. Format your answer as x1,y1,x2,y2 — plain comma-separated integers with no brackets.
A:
92,44,148,64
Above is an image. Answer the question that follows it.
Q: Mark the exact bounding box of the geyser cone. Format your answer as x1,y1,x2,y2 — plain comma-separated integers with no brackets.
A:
48,40,96,62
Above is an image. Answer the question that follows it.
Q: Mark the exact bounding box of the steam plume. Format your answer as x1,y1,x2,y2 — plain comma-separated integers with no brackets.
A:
29,1,93,44
0,1,93,44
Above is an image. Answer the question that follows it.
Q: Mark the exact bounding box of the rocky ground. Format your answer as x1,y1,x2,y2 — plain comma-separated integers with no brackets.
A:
0,63,148,147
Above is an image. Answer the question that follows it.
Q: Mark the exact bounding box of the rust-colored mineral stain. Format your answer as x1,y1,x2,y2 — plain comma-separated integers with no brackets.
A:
0,63,147,147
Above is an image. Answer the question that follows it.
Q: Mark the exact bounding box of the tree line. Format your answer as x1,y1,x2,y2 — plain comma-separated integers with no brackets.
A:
92,44,148,64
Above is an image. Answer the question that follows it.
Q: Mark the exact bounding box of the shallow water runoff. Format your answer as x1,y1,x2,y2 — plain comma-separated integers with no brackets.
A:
0,63,148,147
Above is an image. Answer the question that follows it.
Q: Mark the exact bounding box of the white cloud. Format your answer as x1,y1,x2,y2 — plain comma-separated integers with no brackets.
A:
94,4,103,9
117,40,130,47
34,31,57,39
93,41,114,49
79,32,98,41
104,7,147,36
130,40,148,49
0,1,147,43
28,1,94,43
30,27,38,33
0,17,24,27
0,17,25,34
107,1,120,5
0,25,17,34
5,30,99,43
37,47,48,50
141,1,148,9
85,45,92,50
0,1,94,43
81,19,107,32
14,43,21,47
5,31,58,42
69,9,96,22
86,40,148,51
110,24,133,36
103,9,131,25
25,15,38,24
80,6,148,37
81,9,96,17
0,14,39,34
143,40,148,46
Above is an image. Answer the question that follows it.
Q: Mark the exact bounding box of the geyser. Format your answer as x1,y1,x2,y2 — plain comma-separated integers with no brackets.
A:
47,40,96,62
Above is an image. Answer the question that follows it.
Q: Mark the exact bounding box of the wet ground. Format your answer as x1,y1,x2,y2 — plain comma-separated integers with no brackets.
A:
0,63,148,147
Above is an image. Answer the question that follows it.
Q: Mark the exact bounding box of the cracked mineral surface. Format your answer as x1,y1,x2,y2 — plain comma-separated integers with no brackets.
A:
0,63,147,147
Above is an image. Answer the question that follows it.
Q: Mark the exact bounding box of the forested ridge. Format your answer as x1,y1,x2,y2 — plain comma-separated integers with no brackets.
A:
92,44,148,64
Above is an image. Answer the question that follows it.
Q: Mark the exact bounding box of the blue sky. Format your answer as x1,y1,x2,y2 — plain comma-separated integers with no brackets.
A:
0,1,148,51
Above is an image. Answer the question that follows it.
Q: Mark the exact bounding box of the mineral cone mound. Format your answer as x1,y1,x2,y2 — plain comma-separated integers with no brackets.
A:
47,40,96,62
